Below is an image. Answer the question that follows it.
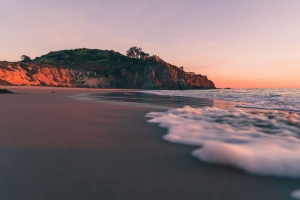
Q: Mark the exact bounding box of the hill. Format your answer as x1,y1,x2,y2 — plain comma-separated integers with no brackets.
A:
0,48,216,89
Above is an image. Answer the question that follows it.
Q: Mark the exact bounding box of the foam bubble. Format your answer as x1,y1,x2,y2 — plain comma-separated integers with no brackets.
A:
291,190,300,199
146,106,300,178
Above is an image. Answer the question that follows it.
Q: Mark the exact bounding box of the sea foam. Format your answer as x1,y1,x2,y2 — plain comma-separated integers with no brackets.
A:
146,106,300,178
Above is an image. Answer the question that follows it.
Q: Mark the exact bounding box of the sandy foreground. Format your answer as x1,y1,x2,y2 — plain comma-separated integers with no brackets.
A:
0,86,299,200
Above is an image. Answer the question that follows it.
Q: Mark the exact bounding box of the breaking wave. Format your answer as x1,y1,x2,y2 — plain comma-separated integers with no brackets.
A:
146,106,300,178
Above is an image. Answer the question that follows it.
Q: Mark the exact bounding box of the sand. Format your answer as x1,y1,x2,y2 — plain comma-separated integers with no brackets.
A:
0,86,299,200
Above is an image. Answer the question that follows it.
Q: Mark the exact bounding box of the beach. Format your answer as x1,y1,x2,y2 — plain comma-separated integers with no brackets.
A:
0,86,299,200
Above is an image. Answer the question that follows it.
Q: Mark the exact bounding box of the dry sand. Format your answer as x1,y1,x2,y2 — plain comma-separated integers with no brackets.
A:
0,86,299,200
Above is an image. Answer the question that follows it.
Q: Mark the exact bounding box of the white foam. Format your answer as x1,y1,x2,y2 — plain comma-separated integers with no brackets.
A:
142,89,300,112
291,190,300,199
146,106,300,178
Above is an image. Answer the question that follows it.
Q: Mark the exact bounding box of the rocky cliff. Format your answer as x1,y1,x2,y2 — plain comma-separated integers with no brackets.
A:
0,49,216,89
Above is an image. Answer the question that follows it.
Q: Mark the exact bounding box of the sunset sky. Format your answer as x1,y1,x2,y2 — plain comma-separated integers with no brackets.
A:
1,0,300,88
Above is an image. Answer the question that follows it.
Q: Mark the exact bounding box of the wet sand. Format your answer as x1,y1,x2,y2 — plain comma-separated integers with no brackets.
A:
0,86,299,200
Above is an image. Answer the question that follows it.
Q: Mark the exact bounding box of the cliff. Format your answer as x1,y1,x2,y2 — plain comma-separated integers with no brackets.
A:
0,49,216,89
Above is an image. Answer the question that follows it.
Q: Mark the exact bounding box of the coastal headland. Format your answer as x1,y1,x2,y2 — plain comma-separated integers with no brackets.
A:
0,48,215,89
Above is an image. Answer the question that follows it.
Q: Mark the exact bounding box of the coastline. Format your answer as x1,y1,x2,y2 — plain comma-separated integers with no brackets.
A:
0,86,299,200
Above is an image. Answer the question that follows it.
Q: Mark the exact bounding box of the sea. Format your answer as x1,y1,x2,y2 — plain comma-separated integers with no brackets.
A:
76,88,300,199
142,88,300,200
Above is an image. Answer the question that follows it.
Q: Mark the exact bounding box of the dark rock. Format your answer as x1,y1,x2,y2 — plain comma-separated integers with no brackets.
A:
0,89,13,94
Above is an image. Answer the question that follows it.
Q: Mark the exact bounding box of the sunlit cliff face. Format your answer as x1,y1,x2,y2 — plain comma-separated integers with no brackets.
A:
0,62,216,89
0,63,73,86
0,63,115,87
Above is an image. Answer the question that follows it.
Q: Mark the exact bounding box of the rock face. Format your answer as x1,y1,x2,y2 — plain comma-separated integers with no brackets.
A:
0,49,216,89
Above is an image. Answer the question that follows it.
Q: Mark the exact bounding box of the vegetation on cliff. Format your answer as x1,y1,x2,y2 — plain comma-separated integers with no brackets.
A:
34,48,125,66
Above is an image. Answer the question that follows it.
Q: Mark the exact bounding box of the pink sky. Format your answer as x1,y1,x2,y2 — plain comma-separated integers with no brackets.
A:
1,0,300,88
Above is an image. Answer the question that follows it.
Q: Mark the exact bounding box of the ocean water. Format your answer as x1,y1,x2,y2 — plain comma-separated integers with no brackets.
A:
143,88,300,199
143,88,300,111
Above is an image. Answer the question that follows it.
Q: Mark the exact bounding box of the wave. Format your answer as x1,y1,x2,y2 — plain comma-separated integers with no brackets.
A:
146,106,300,178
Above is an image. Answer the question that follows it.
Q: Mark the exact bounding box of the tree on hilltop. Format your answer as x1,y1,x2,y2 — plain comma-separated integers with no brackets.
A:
20,55,31,62
126,46,150,59
126,46,142,59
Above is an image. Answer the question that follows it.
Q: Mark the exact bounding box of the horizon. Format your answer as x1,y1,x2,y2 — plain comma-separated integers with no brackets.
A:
1,0,300,88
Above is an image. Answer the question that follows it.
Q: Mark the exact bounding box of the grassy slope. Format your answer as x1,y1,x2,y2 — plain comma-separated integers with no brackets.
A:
33,48,161,67
33,48,164,71
34,48,112,64
32,48,165,77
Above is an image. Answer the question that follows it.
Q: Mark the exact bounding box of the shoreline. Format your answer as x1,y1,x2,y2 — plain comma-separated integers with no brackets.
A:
0,86,299,200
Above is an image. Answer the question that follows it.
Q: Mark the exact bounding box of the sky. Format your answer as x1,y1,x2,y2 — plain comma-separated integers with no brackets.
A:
1,0,300,88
